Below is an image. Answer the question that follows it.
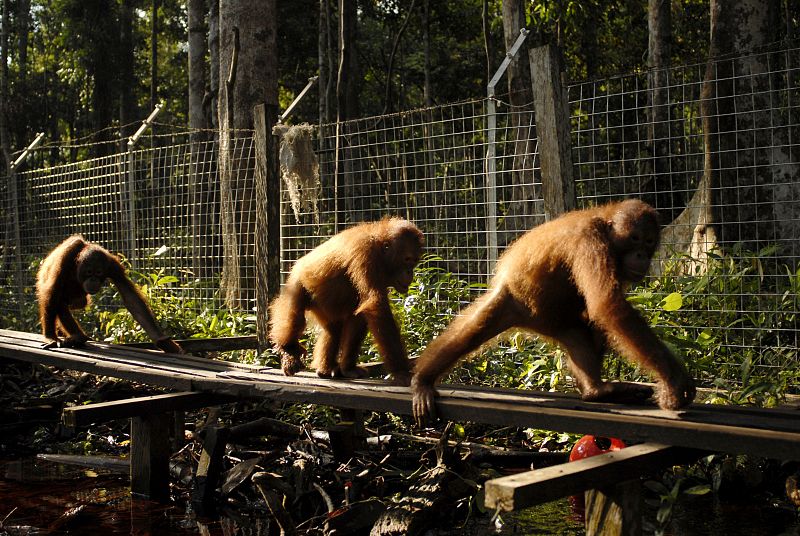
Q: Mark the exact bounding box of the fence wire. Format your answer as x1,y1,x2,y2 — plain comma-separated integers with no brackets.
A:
0,43,797,378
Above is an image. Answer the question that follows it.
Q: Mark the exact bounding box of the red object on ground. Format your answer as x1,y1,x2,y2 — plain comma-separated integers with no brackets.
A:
569,435,626,462
567,435,627,522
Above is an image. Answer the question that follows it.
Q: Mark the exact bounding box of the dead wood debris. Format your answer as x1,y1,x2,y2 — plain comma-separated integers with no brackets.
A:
0,361,566,535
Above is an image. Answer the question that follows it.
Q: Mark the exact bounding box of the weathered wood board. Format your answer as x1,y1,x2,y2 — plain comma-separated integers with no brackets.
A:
1,329,799,460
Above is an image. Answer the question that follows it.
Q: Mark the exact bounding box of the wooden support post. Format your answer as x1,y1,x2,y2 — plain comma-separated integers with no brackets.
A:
192,425,230,516
529,43,576,220
254,103,281,352
585,480,642,536
341,407,367,450
328,423,356,462
172,410,185,451
130,413,172,501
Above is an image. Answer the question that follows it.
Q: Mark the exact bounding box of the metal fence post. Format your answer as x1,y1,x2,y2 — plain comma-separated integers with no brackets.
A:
126,103,164,267
486,28,529,276
8,132,44,315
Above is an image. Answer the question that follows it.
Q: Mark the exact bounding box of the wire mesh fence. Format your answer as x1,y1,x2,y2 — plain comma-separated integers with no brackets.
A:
0,42,797,378
283,97,542,283
0,133,254,323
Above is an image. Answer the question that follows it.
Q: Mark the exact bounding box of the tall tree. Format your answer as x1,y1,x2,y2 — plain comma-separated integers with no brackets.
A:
482,0,493,88
16,0,30,77
318,0,334,124
208,0,219,131
644,0,678,221
151,0,159,111
188,0,206,133
119,0,136,141
422,0,432,107
60,0,119,157
664,0,796,262
336,0,358,121
0,0,11,170
218,0,278,308
382,0,416,114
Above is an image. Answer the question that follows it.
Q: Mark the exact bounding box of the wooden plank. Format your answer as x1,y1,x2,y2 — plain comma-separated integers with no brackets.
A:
484,443,697,512
62,391,235,428
121,336,258,352
2,329,800,461
0,330,263,373
38,454,129,473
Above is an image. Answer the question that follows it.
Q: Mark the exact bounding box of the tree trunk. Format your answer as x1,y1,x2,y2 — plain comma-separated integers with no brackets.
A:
336,0,358,120
189,0,207,133
0,0,11,170
661,0,783,268
189,0,217,279
498,0,538,245
660,0,728,266
334,0,358,228
423,0,432,107
16,0,30,78
218,0,278,309
151,0,159,111
208,0,220,132
88,0,116,158
578,1,599,78
119,0,136,140
714,0,778,248
645,0,680,221
382,0,416,114
318,0,332,124
481,0,492,88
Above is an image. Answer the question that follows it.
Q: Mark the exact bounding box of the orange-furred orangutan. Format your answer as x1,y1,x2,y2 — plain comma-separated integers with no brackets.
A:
36,235,183,353
412,199,695,422
269,217,424,386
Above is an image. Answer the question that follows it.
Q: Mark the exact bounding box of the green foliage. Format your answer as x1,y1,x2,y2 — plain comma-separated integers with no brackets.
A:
385,255,568,391
91,264,255,346
11,244,794,405
627,244,800,403
390,255,480,356
388,248,799,403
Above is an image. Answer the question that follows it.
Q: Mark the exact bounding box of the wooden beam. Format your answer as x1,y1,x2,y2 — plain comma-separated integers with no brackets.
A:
62,391,235,428
484,443,702,512
2,330,800,461
121,336,258,352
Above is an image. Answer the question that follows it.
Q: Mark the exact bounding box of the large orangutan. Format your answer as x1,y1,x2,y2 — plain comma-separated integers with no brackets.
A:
269,217,424,386
412,199,695,422
36,235,183,353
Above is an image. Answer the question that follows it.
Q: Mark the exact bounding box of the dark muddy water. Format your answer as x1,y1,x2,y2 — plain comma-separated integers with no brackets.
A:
1,458,797,535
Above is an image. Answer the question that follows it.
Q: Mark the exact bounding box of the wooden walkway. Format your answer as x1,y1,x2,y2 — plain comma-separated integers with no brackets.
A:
1,329,799,460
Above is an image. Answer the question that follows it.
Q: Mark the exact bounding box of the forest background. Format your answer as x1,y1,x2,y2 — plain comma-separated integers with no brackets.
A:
1,0,797,166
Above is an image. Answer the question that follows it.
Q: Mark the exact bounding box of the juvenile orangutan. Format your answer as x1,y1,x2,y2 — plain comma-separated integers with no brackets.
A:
36,235,183,353
269,218,424,386
412,200,695,422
